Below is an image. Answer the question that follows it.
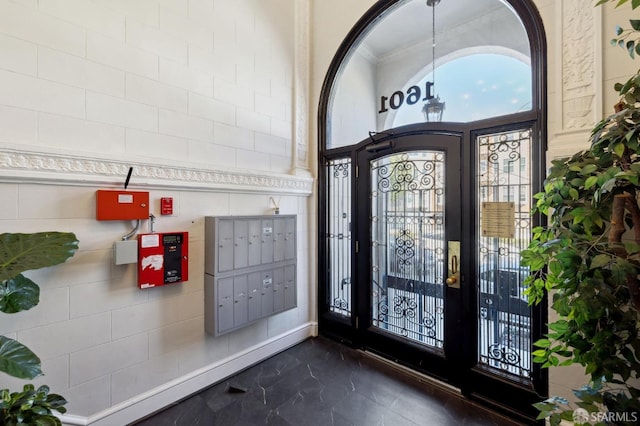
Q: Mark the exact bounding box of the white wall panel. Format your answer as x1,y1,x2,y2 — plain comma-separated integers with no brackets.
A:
17,312,111,360
177,290,206,321
92,0,160,28
111,353,181,405
39,113,125,154
70,280,147,319
17,185,94,219
0,1,308,424
66,375,112,417
126,20,188,63
236,107,270,134
214,78,255,110
187,140,237,168
0,69,85,119
125,128,188,162
0,184,18,219
70,334,149,386
159,108,213,142
0,33,37,75
126,74,188,113
213,122,254,150
87,31,159,80
255,132,288,156
159,57,213,97
111,296,180,340
0,0,85,56
159,8,214,51
39,47,125,97
189,92,236,125
0,104,37,144
188,0,215,25
234,149,271,172
87,92,158,132
160,0,188,16
39,0,125,41
148,317,204,358
270,153,293,174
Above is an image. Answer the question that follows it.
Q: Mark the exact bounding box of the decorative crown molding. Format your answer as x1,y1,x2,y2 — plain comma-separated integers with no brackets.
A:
0,149,314,195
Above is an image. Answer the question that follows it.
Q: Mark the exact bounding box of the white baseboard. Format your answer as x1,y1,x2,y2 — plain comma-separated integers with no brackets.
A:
61,322,318,426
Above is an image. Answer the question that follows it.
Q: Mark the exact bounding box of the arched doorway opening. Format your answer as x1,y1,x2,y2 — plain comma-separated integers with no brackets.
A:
317,0,547,422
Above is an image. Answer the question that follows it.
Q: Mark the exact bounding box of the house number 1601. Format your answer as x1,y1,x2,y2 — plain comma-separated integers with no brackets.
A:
378,81,434,114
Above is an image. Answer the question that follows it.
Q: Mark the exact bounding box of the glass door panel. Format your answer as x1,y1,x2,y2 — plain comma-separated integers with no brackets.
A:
476,128,533,379
327,158,353,317
370,152,446,350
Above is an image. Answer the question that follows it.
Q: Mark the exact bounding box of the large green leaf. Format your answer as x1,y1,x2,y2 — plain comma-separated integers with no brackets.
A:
0,274,40,314
0,335,42,379
0,232,78,281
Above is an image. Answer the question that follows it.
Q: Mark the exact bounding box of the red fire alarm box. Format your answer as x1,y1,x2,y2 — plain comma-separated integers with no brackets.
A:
137,232,188,289
96,190,149,221
160,197,173,215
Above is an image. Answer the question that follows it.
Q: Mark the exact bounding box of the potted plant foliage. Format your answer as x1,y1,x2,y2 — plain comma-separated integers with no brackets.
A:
0,232,79,425
521,1,640,425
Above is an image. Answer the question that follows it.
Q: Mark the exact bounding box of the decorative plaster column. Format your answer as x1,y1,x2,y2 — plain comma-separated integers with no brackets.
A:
292,0,311,175
555,0,603,138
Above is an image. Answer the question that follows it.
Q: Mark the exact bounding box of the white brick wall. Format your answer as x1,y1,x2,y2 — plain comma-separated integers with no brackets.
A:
0,0,305,421
0,105,37,144
0,69,86,119
87,32,159,80
0,33,37,75
39,113,126,154
0,0,86,56
39,0,126,41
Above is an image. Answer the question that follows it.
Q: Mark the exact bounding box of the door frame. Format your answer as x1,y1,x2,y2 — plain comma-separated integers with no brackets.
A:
354,130,464,385
317,1,548,422
319,118,547,423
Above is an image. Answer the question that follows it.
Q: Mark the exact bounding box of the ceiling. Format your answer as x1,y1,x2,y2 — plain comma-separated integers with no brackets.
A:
361,0,510,59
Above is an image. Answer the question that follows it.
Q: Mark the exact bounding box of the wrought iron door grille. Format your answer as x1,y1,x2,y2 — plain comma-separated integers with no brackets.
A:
476,129,533,380
370,152,445,349
327,158,352,316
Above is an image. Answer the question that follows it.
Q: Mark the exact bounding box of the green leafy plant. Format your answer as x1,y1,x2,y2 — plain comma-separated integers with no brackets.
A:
0,232,79,424
598,0,640,58
521,3,640,424
522,74,640,425
0,384,68,426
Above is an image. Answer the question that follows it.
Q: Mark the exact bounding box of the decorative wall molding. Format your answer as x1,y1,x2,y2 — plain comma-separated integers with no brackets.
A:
0,149,314,195
556,0,603,134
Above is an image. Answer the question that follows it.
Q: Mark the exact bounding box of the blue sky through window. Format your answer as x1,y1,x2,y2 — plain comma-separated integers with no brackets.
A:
393,53,532,125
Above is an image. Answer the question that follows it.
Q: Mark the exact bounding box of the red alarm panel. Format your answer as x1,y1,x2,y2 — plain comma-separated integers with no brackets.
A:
160,197,173,215
96,190,149,220
137,232,188,289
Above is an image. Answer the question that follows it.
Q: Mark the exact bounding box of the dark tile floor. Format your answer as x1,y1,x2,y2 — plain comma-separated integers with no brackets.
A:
131,336,524,426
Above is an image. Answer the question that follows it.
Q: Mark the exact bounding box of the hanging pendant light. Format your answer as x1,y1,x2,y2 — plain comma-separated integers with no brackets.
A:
422,0,445,122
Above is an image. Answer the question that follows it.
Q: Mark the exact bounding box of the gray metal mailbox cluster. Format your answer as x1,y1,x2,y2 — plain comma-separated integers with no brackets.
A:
204,215,296,336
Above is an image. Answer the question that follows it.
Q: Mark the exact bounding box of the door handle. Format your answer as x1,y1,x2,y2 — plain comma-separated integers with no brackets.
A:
446,241,460,288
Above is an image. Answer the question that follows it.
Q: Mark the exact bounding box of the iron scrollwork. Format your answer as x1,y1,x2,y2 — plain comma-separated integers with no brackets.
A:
332,297,349,311
374,153,442,193
395,229,415,271
479,131,529,165
331,161,350,178
377,295,439,341
487,343,520,366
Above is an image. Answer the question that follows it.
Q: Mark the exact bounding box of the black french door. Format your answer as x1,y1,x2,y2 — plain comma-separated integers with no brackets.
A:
354,132,465,384
320,122,546,424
